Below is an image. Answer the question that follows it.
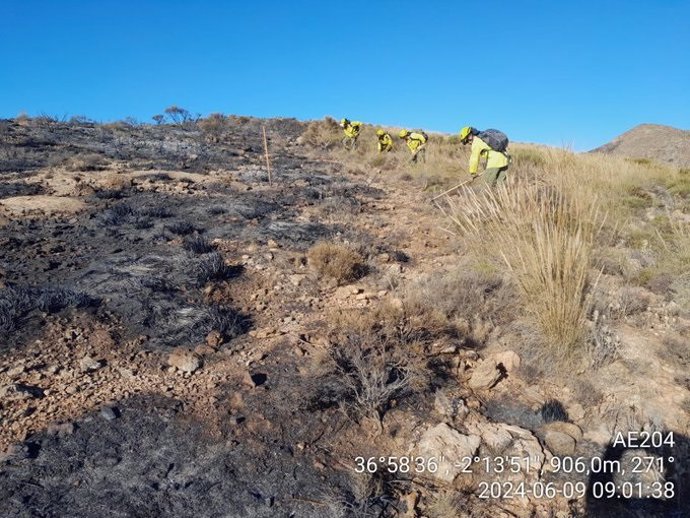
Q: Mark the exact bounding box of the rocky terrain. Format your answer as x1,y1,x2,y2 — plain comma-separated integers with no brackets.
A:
1,116,689,517
591,123,690,168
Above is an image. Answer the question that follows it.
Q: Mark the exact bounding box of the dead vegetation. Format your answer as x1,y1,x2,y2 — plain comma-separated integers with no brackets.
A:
308,241,368,285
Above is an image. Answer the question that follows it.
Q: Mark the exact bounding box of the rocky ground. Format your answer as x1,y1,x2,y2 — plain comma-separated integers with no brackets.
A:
1,117,689,517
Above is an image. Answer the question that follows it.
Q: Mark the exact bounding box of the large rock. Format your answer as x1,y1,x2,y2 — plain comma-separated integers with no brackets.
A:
489,350,521,372
468,359,502,390
433,391,468,422
543,430,576,456
465,418,545,485
414,424,480,483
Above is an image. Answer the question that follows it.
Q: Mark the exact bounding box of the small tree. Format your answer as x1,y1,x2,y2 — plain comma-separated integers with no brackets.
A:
152,114,165,125
164,105,192,124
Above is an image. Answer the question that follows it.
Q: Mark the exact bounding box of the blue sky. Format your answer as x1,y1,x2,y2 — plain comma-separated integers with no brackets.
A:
1,1,688,150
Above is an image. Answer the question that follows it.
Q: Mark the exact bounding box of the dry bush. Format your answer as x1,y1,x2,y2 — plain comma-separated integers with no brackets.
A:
425,492,463,518
618,286,652,316
308,241,367,285
63,153,110,171
300,117,341,149
445,177,605,361
316,305,429,421
198,113,228,142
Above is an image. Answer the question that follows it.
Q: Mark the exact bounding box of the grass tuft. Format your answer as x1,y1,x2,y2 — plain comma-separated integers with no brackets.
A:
308,241,367,285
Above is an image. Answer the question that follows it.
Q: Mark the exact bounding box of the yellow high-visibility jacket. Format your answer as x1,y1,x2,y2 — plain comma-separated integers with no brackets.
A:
406,132,427,152
469,136,509,174
344,121,362,138
378,133,393,151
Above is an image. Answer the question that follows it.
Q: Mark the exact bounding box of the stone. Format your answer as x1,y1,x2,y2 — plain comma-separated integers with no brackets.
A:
47,422,75,437
334,286,351,300
541,421,583,442
167,350,202,374
467,359,501,390
206,330,223,348
490,350,521,372
289,274,306,286
414,423,480,483
79,355,103,373
100,406,118,421
8,365,26,377
544,430,576,456
433,391,468,422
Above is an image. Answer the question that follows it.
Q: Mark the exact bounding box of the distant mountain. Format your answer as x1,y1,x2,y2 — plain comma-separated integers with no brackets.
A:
591,124,690,168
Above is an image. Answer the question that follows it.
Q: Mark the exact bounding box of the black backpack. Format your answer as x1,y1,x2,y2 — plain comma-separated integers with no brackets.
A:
415,130,429,143
477,129,508,152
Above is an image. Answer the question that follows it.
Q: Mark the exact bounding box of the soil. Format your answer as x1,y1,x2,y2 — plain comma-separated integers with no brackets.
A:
1,117,689,517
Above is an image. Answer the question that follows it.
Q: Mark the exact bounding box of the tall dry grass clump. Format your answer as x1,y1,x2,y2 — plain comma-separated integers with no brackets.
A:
445,167,605,361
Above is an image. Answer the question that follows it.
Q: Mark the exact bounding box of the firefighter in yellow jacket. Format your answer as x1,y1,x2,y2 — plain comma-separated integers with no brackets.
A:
459,126,510,187
340,118,362,146
398,129,427,163
376,129,393,153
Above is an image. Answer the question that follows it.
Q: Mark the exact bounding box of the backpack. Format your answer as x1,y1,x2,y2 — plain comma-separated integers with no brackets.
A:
477,129,508,152
415,130,429,143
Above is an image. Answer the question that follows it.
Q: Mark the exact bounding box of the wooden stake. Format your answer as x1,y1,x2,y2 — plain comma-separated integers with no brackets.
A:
262,125,272,186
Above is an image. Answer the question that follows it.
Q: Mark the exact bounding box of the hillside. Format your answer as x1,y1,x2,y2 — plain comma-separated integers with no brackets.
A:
591,123,690,168
1,115,689,517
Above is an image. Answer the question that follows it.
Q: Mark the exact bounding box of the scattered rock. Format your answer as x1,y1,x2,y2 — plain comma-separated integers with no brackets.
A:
79,355,103,373
99,405,119,421
289,274,306,286
433,391,468,422
414,423,480,483
206,330,223,348
490,350,521,372
541,421,583,442
7,365,26,377
47,422,75,437
468,359,502,390
543,430,576,456
13,383,45,399
167,349,202,374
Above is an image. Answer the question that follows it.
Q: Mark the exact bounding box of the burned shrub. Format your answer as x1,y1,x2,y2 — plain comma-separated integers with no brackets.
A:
133,217,154,229
166,221,196,236
540,399,569,423
0,285,96,334
183,236,215,254
308,241,368,285
99,202,134,226
36,287,97,313
196,253,242,286
208,306,251,341
144,206,174,218
95,189,126,200
207,206,227,216
0,286,34,333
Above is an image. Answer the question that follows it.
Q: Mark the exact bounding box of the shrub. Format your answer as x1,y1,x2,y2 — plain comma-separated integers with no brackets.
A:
183,236,215,254
300,117,341,150
196,253,241,286
198,113,228,142
540,399,569,422
144,206,174,218
329,337,415,421
445,177,605,361
308,241,367,285
66,153,109,171
166,221,196,235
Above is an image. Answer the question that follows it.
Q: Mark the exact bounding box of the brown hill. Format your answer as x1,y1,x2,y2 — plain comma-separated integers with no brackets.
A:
591,123,690,168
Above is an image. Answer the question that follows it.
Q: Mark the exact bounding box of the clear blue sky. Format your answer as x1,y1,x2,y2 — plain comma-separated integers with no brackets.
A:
1,1,689,150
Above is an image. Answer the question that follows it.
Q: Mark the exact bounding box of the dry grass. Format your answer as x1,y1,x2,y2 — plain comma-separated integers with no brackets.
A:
445,176,605,361
308,241,367,285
